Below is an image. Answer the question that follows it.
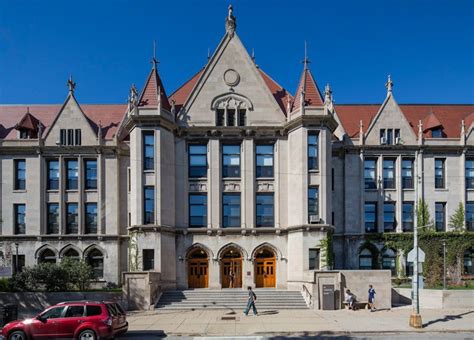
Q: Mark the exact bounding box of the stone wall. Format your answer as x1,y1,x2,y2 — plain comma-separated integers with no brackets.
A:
393,288,474,309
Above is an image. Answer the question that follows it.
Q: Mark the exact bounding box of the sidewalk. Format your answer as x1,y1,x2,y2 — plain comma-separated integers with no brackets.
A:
126,307,474,336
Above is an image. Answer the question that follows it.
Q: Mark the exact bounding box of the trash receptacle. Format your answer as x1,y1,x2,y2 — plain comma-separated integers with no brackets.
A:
3,304,18,325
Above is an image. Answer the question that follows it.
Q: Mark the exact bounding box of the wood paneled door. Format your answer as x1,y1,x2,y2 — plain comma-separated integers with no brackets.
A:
255,248,276,288
188,249,209,289
221,247,242,288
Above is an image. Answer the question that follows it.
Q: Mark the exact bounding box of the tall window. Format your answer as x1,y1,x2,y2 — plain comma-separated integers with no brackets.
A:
364,202,377,233
143,249,155,271
466,159,474,189
189,194,207,228
60,128,81,145
256,145,274,178
39,249,57,264
256,193,274,227
308,187,319,222
222,145,240,178
383,202,396,232
402,202,414,232
466,202,474,231
47,160,59,190
47,203,60,234
309,249,320,270
227,109,236,126
143,132,154,170
464,249,474,275
435,202,446,232
14,159,26,190
189,145,207,178
85,203,97,234
382,248,397,276
383,159,396,189
364,159,377,190
144,186,155,224
84,159,97,190
402,158,414,189
222,193,240,228
66,203,78,234
66,159,78,190
238,109,246,126
308,133,319,170
435,158,445,189
14,204,26,235
86,249,104,279
359,248,374,269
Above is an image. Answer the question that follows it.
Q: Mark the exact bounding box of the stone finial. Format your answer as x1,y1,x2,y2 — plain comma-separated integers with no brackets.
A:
461,119,466,136
151,40,159,69
98,120,103,140
129,84,138,107
171,99,176,115
286,93,291,116
418,119,423,144
359,120,364,145
67,75,76,93
385,74,393,95
37,122,43,138
302,40,311,69
299,88,305,109
225,4,237,36
207,48,211,61
324,83,333,105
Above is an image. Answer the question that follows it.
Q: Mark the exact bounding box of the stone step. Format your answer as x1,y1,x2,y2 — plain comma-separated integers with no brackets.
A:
156,290,309,310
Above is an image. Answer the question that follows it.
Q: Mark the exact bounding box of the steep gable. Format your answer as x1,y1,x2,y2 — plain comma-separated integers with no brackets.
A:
139,66,171,111
181,31,286,126
44,93,98,146
292,68,324,112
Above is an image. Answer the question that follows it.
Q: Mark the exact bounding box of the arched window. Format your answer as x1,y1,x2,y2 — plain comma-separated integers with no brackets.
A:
212,93,252,127
86,249,104,279
359,248,374,269
464,249,474,275
382,248,397,276
63,248,80,261
39,249,57,264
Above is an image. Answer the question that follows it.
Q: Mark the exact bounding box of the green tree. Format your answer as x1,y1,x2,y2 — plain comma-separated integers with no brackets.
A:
448,202,465,231
61,257,94,291
417,199,434,231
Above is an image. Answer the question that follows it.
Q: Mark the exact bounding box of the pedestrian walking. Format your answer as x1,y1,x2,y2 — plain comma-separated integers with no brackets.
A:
243,286,258,316
368,284,376,311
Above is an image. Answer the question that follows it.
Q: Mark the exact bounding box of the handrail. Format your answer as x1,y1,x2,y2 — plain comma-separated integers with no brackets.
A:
302,284,313,307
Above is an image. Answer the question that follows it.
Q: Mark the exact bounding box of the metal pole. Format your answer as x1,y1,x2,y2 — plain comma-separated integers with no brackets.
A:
442,240,446,290
14,243,19,274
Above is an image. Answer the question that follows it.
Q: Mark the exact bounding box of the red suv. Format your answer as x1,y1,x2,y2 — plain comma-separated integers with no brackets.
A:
1,301,127,340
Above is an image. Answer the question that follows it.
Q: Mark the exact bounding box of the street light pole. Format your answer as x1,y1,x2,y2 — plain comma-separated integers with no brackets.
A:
442,239,447,290
410,151,422,328
14,242,19,275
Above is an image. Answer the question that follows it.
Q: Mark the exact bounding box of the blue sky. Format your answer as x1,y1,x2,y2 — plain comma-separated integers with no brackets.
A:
0,0,473,104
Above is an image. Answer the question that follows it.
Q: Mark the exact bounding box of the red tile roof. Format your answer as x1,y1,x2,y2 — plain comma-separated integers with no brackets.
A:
15,111,41,131
292,68,324,112
168,67,293,116
335,104,474,138
422,110,442,131
138,66,171,111
0,104,127,140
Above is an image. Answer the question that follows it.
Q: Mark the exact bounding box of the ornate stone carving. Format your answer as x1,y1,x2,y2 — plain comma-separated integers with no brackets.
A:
225,5,237,36
256,182,274,192
224,69,240,87
189,182,207,192
223,182,240,192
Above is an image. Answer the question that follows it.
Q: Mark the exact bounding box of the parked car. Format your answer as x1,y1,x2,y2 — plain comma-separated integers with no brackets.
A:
0,300,127,340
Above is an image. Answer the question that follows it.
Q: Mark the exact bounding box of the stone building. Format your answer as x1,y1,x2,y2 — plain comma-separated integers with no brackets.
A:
0,6,473,288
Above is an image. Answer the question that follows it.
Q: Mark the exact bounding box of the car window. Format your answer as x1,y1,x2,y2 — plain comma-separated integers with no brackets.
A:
41,307,65,319
106,304,118,316
114,303,125,315
65,306,84,318
86,305,102,316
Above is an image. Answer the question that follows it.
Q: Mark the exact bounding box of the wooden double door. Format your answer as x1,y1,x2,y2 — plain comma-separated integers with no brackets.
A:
188,258,208,288
255,254,276,288
221,259,242,288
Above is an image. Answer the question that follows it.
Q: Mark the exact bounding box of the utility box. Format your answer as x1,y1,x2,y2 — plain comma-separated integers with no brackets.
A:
322,284,335,310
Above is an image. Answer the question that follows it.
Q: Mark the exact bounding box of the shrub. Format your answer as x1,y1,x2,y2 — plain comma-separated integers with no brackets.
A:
0,277,10,292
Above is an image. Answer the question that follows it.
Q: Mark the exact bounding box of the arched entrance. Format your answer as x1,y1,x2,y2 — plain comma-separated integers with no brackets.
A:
221,247,242,288
188,248,209,288
255,247,276,288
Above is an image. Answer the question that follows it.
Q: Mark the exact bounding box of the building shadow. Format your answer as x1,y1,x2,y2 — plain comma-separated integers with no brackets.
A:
119,330,166,339
423,310,474,328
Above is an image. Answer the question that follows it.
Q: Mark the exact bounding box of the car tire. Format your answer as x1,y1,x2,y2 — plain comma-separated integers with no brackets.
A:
8,330,27,340
78,329,96,340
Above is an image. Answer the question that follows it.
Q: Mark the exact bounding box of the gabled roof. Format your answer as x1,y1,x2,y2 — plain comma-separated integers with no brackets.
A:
0,104,127,140
168,67,292,116
335,104,474,138
138,66,171,111
15,110,41,131
292,68,324,112
422,110,442,131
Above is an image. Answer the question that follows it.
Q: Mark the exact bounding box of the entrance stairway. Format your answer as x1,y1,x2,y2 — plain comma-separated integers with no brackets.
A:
155,289,308,310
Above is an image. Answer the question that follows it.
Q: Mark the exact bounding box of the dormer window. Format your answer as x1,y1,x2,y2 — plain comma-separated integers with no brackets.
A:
59,129,81,145
380,128,401,145
431,127,444,138
211,92,253,127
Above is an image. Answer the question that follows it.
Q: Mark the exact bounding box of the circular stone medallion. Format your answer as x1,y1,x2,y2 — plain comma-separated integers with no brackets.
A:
223,69,240,87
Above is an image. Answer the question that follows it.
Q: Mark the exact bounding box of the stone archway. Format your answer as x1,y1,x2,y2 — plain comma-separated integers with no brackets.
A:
254,247,276,288
220,246,242,289
187,247,209,289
